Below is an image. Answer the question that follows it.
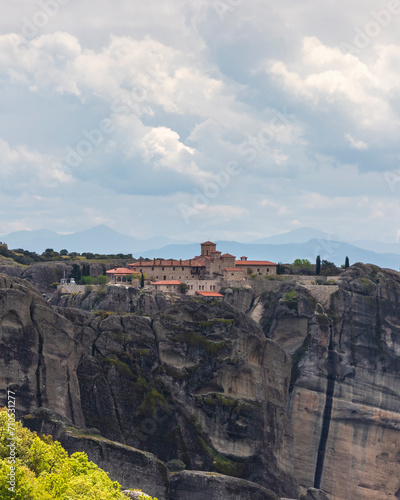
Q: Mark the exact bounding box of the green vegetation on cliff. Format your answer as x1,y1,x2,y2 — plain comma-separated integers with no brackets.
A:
0,408,155,500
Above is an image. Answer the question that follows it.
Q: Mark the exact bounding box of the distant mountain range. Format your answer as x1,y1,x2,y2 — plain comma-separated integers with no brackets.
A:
1,225,400,270
0,225,193,255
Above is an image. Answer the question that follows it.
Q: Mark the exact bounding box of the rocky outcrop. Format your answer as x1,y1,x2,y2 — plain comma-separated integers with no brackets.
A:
23,407,169,499
71,298,297,496
123,492,153,499
0,273,298,498
0,265,22,278
7,262,400,499
169,470,280,499
60,432,169,499
50,286,171,314
21,263,62,293
0,274,85,426
256,264,400,499
15,260,126,294
302,488,329,500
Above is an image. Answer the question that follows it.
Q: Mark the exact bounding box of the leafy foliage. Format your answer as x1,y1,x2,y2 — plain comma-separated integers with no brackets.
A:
320,260,340,276
291,259,312,275
0,244,134,266
0,408,156,500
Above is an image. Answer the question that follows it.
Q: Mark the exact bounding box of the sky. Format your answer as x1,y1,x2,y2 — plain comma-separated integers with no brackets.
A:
1,0,400,243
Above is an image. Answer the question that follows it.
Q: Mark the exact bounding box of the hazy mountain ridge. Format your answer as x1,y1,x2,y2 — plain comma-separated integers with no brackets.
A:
0,224,193,255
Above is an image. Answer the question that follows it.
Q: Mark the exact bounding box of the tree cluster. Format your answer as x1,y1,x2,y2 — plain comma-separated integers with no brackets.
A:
0,408,156,499
0,245,135,266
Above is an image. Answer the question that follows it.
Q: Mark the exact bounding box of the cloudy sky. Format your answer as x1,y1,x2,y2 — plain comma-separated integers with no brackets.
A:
1,0,400,243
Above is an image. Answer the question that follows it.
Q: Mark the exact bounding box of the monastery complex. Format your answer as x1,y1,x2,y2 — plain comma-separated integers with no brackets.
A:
107,241,277,295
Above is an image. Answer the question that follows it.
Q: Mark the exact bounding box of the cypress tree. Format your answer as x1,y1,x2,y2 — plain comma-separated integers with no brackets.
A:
316,255,321,275
140,272,145,288
70,264,81,283
345,256,350,269
315,255,321,276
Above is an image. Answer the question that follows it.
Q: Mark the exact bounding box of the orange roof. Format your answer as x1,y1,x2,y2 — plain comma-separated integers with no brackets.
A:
106,267,134,275
201,241,215,245
235,260,277,266
221,253,236,258
225,268,243,272
196,291,223,297
151,280,182,285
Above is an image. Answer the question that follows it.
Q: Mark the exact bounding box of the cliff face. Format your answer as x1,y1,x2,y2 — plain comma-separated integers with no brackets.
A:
0,273,297,498
0,274,85,426
258,264,400,499
3,264,400,499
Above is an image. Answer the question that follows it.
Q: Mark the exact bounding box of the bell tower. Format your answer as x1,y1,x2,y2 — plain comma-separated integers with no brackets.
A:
201,241,217,256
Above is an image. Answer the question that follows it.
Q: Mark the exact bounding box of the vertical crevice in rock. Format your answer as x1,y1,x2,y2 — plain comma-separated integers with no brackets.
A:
35,331,44,408
30,304,44,408
314,319,335,489
66,367,76,425
151,319,161,366
105,375,126,444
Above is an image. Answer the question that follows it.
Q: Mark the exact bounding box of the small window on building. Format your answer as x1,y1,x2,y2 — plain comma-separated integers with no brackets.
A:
162,267,164,271
182,267,185,271
267,268,269,272
257,268,260,272
152,267,154,271
164,276,166,280
173,267,175,271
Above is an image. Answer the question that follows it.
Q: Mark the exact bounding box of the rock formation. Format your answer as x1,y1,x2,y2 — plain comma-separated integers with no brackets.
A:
3,263,400,499
169,470,280,499
258,264,400,499
0,272,297,497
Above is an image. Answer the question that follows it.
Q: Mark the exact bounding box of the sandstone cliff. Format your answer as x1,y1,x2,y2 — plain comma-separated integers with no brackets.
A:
0,273,298,498
256,264,400,499
3,264,400,499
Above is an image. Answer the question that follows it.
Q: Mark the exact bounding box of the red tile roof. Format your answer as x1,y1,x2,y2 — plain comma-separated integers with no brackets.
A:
221,253,236,258
106,268,134,275
201,241,216,245
196,291,223,297
235,260,277,266
225,268,243,272
151,280,182,285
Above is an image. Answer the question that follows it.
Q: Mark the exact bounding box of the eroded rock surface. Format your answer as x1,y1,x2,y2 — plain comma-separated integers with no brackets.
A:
256,264,400,500
0,274,85,426
5,263,400,499
169,470,280,500
0,273,297,497
60,432,169,499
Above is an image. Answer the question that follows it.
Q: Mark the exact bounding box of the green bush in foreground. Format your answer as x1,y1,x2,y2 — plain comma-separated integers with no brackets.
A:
0,408,155,500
